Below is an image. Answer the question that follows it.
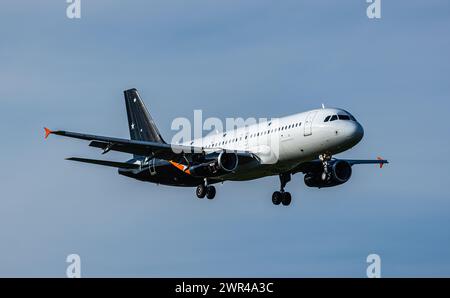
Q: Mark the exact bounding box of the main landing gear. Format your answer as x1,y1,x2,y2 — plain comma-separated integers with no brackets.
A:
272,173,292,206
196,179,216,200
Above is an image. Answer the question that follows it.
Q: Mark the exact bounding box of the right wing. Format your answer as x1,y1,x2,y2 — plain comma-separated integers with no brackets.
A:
45,128,204,161
44,128,258,165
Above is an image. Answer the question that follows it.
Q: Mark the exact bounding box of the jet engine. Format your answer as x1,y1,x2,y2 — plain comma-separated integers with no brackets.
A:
304,160,352,188
189,152,238,178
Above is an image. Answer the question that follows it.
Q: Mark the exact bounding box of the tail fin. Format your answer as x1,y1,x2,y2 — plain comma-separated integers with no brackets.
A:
123,88,166,144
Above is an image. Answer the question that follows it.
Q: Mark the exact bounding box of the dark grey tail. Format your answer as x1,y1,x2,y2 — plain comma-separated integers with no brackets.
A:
124,89,166,146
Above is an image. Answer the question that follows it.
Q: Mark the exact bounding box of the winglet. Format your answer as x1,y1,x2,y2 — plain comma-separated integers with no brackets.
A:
377,157,385,168
44,127,53,139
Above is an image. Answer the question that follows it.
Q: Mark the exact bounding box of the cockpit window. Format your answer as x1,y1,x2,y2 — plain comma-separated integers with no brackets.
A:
338,114,351,120
324,115,331,122
330,115,338,121
340,109,357,121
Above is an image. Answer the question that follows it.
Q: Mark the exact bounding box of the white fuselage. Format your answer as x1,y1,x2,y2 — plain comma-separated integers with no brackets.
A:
183,108,364,181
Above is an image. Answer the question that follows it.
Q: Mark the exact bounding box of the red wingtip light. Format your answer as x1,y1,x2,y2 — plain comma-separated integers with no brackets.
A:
377,157,384,169
44,127,53,139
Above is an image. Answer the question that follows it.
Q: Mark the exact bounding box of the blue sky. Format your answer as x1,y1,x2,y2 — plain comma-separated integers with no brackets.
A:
0,0,449,277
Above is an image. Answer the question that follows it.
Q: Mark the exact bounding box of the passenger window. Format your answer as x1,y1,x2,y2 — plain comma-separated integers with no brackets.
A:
330,115,338,121
324,116,331,122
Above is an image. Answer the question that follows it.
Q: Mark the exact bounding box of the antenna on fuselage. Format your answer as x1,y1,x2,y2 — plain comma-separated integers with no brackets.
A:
321,103,325,109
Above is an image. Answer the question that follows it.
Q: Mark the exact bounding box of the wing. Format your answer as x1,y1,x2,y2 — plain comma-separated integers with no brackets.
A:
45,128,204,160
44,128,256,163
293,157,389,174
345,158,389,168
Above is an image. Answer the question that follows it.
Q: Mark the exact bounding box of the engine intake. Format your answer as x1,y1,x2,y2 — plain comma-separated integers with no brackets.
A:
189,152,238,178
217,151,238,172
304,160,352,188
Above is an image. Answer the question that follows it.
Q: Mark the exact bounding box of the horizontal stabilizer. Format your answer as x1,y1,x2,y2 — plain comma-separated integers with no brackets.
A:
66,157,140,169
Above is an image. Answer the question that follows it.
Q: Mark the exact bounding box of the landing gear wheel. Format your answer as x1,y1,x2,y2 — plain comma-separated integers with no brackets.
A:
281,192,292,206
196,184,206,199
272,191,282,205
206,186,216,200
319,153,332,182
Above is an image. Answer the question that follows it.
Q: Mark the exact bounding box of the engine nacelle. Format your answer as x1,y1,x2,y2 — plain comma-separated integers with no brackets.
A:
189,152,238,178
304,160,352,188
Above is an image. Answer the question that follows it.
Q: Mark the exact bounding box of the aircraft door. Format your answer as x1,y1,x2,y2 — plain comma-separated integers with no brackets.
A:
304,111,318,136
244,126,250,151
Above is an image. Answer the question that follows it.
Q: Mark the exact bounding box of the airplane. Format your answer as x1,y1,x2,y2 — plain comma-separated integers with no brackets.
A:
44,88,388,206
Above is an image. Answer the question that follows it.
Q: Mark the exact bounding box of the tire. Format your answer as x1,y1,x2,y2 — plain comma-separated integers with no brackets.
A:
206,186,216,200
281,192,292,206
196,184,206,199
272,191,282,205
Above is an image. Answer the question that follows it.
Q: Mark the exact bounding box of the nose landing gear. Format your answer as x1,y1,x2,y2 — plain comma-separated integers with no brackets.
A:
319,153,332,181
272,173,292,206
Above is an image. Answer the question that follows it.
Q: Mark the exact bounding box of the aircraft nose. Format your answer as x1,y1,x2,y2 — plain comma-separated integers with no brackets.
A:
349,121,364,143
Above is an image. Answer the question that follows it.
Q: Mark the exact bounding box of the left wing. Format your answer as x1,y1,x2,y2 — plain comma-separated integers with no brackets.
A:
293,157,389,174
345,158,389,168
